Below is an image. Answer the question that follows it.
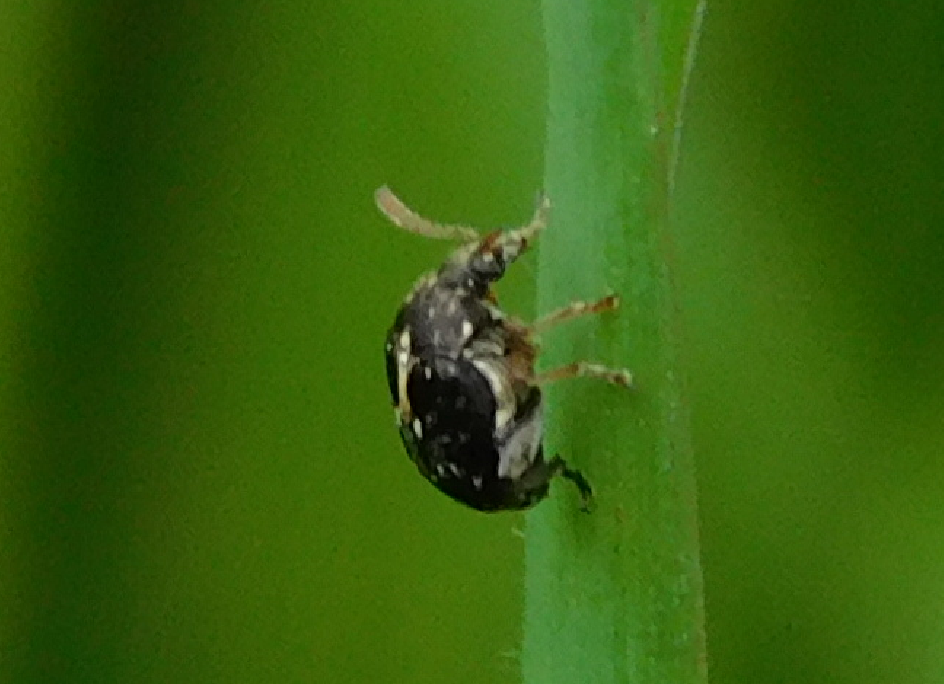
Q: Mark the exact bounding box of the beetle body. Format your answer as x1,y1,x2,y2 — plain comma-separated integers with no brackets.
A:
378,187,629,512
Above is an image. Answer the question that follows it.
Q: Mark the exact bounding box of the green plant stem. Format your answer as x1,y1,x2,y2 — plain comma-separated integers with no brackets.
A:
523,1,707,683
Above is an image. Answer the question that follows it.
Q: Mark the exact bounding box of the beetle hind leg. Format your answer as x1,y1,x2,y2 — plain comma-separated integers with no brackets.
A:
553,457,594,512
515,454,594,512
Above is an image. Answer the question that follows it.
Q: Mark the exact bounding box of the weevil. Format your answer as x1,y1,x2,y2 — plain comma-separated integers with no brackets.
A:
378,187,632,512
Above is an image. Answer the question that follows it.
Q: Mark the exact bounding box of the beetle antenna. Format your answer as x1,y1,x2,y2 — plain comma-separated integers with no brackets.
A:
375,186,481,242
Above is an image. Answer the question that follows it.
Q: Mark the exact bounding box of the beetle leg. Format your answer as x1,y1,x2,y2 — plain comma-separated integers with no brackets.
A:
551,456,594,512
534,361,633,388
531,294,619,334
515,454,594,512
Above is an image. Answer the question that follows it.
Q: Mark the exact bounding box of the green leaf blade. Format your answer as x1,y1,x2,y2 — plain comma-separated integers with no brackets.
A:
523,1,707,683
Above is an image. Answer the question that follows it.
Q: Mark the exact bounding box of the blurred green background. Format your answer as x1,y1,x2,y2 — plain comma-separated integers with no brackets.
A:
2,2,943,683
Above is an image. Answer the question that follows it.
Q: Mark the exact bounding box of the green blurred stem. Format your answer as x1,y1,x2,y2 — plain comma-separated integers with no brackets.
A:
523,1,707,684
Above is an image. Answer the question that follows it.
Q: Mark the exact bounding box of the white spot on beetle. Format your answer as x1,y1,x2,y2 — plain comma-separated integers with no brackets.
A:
497,408,543,479
412,418,423,439
473,358,516,431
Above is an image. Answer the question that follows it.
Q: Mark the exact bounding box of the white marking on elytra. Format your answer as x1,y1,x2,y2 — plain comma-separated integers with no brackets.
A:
473,358,515,431
496,409,542,479
494,404,514,432
395,327,414,419
424,366,432,380
461,320,473,340
449,463,462,477
472,475,483,490
412,418,423,439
